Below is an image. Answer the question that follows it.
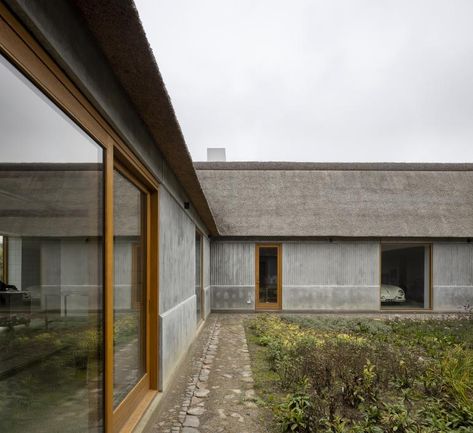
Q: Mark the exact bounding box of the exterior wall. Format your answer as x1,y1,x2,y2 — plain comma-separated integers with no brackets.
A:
211,242,255,310
210,240,473,313
159,188,203,389
283,242,380,310
210,240,381,311
433,243,473,311
203,236,211,318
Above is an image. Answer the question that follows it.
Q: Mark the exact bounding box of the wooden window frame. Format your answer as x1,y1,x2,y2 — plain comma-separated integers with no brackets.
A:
0,5,159,433
255,244,282,310
379,241,433,312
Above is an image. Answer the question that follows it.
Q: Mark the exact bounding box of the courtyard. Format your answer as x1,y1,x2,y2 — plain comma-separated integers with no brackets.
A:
151,313,473,433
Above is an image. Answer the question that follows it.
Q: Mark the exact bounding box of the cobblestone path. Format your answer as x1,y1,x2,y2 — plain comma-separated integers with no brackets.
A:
151,314,270,433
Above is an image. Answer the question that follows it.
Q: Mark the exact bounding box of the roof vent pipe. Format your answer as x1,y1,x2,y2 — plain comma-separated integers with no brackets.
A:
207,147,226,162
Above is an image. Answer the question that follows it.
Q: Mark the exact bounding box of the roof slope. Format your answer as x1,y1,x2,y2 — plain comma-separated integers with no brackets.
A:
69,0,217,235
195,162,473,238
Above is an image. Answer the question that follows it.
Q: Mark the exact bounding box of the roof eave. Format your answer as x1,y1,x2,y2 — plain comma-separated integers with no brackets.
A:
71,0,218,235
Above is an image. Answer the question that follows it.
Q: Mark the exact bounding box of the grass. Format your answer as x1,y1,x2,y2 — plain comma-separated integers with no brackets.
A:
245,314,473,433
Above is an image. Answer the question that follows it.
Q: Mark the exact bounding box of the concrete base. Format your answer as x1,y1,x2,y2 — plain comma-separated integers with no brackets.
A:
282,285,380,310
211,285,254,310
433,285,473,312
159,295,197,389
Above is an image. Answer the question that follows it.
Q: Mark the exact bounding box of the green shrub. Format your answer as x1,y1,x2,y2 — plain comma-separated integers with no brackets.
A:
276,391,313,432
247,315,473,432
440,345,473,411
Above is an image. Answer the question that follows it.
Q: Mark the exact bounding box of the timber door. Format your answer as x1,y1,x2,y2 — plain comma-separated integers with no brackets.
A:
255,244,282,310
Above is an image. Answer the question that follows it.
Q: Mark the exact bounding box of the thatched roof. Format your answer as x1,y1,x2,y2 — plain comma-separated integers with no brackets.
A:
195,162,473,238
0,163,139,237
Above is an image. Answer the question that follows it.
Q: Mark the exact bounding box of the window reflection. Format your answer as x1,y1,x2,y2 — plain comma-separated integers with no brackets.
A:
0,55,103,433
113,170,146,408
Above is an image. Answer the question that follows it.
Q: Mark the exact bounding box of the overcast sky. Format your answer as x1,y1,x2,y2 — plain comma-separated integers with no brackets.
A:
135,0,473,162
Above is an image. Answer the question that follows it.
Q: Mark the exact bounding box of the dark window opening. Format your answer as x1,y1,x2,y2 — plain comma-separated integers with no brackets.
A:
258,247,278,304
381,244,431,309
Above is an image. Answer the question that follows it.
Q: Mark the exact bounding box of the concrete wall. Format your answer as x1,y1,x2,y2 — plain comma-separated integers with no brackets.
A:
283,242,380,310
433,243,473,311
210,240,381,311
211,242,255,310
210,240,473,312
203,236,211,318
159,188,212,389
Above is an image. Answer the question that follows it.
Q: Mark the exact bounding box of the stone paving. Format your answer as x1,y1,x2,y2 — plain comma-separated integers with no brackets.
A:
151,314,270,433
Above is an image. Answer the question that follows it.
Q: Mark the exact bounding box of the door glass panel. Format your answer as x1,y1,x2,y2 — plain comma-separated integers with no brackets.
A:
259,247,278,304
113,170,146,408
381,244,431,309
195,232,202,321
0,55,104,433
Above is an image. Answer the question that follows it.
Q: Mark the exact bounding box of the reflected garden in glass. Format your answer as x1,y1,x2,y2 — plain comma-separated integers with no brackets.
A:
113,169,147,408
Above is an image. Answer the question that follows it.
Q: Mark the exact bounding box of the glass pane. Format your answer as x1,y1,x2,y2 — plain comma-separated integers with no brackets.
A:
195,232,202,320
113,170,146,408
0,236,3,281
259,247,278,304
0,55,104,433
381,244,430,309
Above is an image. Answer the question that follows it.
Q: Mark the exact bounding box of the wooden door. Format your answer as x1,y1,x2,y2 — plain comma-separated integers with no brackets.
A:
255,244,282,310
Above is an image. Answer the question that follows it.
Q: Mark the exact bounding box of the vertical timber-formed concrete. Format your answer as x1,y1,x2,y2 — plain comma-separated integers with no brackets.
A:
210,241,255,310
282,241,380,310
203,236,211,318
159,188,199,389
433,242,473,311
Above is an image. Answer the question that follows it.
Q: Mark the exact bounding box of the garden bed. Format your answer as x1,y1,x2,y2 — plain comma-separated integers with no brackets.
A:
245,314,473,433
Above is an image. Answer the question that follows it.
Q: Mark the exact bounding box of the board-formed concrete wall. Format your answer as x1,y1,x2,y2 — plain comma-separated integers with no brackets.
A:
211,242,255,310
203,236,211,318
159,187,199,389
433,243,473,312
283,242,380,310
210,241,381,311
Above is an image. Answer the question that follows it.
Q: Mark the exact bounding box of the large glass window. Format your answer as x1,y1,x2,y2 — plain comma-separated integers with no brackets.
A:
0,55,104,433
381,244,431,309
113,169,147,408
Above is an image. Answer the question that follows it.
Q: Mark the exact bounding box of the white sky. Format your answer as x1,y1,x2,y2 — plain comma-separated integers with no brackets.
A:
135,0,473,163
